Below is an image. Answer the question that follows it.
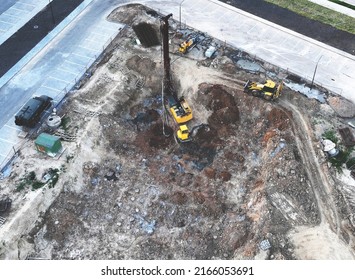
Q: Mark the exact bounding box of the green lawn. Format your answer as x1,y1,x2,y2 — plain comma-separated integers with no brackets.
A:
264,0,355,34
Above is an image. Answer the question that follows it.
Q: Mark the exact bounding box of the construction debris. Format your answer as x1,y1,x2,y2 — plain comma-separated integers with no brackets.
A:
0,4,355,261
339,127,355,147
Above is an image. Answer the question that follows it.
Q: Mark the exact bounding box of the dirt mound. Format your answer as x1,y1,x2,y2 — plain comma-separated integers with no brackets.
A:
126,55,157,76
206,85,237,111
328,96,355,118
196,84,240,132
108,4,156,24
267,108,290,131
208,107,239,128
135,122,173,153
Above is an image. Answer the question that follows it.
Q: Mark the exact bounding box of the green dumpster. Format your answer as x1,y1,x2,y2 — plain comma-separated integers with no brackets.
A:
35,133,62,157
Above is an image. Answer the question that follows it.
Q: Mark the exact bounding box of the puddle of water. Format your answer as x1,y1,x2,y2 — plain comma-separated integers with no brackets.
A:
270,141,286,158
285,81,326,103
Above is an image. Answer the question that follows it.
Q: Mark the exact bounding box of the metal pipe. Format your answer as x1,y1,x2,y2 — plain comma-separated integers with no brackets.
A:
160,13,174,97
310,55,323,90
49,0,55,25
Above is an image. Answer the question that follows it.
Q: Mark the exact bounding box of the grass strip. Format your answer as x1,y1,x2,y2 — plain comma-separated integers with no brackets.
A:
264,0,355,34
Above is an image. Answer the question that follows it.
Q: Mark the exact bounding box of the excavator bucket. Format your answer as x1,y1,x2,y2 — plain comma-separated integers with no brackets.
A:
179,37,198,54
274,81,283,99
243,80,252,92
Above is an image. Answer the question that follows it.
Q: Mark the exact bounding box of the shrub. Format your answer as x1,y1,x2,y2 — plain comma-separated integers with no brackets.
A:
322,130,338,144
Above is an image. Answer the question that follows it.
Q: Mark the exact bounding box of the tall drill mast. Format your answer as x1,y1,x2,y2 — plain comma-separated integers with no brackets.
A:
160,13,177,99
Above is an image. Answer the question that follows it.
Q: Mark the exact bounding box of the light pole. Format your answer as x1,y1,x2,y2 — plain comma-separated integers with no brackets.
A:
310,55,323,90
179,0,186,30
49,0,55,25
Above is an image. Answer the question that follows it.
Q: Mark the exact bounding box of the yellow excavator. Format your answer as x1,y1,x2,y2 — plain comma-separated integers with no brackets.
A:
167,95,193,124
176,124,209,142
179,37,198,54
244,79,283,100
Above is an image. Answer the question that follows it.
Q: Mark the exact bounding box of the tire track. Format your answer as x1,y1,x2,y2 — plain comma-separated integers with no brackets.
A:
278,99,341,235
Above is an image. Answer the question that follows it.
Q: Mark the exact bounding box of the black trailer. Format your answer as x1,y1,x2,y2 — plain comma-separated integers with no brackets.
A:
15,95,52,128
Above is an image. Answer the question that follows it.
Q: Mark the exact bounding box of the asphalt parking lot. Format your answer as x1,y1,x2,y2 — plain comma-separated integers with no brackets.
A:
0,0,84,77
0,0,122,170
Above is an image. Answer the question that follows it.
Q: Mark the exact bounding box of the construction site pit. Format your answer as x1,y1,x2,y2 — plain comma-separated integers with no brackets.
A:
0,4,355,260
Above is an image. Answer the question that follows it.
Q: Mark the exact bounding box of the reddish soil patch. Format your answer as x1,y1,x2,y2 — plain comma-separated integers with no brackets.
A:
135,122,173,153
267,108,290,131
205,85,237,110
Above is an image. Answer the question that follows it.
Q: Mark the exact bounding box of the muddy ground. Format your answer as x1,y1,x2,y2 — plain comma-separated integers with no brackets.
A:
0,4,355,260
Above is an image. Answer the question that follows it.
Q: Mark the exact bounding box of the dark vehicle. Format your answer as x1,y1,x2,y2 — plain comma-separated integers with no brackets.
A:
0,197,12,212
15,95,52,128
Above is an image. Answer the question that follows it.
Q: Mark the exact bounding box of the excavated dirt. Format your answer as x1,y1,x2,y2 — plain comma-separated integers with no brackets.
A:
0,4,355,260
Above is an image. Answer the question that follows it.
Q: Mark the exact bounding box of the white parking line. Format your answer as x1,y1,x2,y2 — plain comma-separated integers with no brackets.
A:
65,59,86,67
78,45,100,52
91,31,108,38
96,26,117,33
0,137,16,145
7,6,28,14
10,7,29,13
17,2,35,8
4,125,22,132
84,38,99,43
0,19,14,24
41,85,62,92
58,67,79,76
3,12,20,19
48,76,72,84
72,52,92,60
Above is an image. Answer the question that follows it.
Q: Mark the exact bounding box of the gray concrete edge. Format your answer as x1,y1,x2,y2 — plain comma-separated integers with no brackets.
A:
0,0,95,91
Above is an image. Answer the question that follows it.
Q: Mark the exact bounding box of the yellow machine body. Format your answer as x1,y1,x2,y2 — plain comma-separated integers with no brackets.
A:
244,79,283,100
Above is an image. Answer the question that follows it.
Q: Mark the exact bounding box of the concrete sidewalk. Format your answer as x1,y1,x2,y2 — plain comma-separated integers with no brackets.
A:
144,0,355,104
309,0,355,18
